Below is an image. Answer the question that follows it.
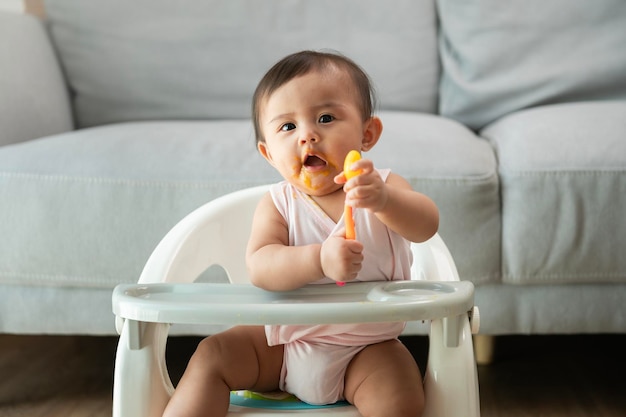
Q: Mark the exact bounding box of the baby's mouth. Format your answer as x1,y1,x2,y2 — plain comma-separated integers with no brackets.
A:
303,154,327,169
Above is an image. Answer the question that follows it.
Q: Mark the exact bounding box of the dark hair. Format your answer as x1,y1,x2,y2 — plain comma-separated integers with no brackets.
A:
252,50,377,143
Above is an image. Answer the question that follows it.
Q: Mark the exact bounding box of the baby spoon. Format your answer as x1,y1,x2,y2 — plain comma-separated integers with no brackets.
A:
337,150,362,286
343,150,361,240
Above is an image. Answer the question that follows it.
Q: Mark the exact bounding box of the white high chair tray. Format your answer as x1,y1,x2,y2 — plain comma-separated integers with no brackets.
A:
113,280,474,326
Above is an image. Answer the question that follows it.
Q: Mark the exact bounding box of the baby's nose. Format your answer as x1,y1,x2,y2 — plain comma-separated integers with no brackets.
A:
300,135,318,144
299,129,319,144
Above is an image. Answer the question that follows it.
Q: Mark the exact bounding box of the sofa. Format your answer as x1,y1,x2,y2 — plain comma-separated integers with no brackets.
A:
1,0,625,348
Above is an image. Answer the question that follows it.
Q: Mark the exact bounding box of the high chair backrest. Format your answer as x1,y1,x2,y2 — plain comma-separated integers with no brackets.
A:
138,184,459,286
139,185,270,285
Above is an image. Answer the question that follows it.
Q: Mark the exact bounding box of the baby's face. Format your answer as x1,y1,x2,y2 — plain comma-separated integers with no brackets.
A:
257,69,368,196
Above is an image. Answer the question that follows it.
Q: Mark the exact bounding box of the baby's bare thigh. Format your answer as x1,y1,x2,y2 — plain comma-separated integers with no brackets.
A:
202,325,284,392
344,339,424,417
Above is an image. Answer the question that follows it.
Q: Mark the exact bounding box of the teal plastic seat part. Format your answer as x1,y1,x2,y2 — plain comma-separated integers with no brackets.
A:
229,392,350,410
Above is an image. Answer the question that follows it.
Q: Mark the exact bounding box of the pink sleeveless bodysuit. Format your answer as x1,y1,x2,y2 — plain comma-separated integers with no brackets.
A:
266,169,412,405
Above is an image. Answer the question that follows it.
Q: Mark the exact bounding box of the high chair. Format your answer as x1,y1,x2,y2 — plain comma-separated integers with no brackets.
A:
112,185,481,417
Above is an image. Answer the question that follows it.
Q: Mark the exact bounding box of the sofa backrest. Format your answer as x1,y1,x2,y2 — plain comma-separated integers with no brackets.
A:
45,0,440,128
437,0,626,130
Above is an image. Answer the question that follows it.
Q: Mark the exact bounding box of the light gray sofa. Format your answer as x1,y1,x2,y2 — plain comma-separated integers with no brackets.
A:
1,0,625,342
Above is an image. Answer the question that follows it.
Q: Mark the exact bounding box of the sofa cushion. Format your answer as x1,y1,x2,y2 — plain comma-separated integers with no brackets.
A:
437,0,626,130
0,112,499,290
0,12,72,146
45,0,439,128
0,121,279,289
481,101,626,285
370,112,501,285
475,283,626,334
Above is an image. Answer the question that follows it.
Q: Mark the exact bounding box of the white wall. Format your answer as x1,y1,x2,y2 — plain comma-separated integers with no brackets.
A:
0,0,24,13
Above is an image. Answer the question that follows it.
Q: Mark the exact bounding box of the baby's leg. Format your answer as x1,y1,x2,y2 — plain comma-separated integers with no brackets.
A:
163,325,284,417
344,339,424,417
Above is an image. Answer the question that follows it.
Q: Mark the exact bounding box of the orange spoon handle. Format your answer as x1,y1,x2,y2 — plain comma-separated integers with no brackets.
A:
343,150,361,241
344,205,355,240
337,150,362,287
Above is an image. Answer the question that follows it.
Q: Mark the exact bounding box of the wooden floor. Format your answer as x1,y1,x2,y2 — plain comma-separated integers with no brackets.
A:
0,334,624,416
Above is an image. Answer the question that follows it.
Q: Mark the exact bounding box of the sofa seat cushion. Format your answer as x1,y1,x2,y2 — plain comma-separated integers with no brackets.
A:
0,121,280,289
482,101,626,285
371,112,500,285
0,112,499,290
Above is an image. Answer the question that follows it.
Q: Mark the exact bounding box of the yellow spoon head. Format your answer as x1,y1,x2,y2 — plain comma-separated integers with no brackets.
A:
343,150,362,179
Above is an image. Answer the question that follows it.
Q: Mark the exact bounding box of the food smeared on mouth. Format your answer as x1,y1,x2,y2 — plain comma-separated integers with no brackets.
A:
292,154,335,191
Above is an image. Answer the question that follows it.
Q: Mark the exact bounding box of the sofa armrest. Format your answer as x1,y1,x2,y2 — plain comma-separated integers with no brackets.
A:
0,12,73,147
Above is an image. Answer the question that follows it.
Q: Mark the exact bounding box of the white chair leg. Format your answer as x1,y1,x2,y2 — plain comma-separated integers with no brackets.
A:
113,320,174,417
423,317,480,417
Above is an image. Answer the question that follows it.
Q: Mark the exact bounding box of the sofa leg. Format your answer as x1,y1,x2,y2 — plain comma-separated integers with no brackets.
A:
473,334,496,365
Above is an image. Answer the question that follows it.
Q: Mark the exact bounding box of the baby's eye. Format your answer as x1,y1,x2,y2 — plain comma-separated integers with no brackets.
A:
281,122,296,132
319,114,334,123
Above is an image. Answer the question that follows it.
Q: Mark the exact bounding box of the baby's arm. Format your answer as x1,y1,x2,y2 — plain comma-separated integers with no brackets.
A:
338,159,439,243
246,193,363,291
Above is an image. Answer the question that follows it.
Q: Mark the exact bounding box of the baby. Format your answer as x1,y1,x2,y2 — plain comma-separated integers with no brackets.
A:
163,50,439,417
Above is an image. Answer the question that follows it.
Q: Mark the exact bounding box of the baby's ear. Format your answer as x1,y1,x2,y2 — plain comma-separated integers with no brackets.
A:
257,141,275,165
361,116,383,151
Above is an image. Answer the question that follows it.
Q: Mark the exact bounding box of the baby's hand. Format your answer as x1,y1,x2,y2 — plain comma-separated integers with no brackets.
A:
320,229,363,283
335,158,388,213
